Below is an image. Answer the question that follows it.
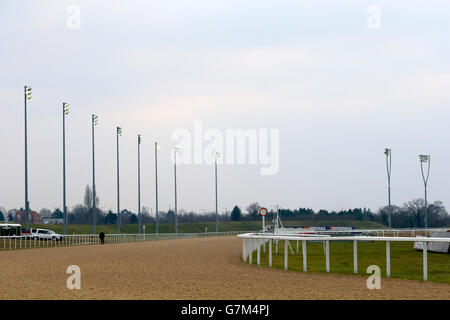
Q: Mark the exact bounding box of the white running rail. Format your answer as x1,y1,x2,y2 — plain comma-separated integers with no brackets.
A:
0,231,249,251
238,233,450,281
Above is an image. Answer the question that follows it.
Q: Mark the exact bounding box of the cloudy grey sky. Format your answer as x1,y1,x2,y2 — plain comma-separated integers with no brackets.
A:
1,0,449,215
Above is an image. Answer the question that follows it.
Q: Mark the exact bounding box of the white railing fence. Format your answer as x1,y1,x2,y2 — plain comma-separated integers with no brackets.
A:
280,228,449,237
0,231,249,251
238,233,450,281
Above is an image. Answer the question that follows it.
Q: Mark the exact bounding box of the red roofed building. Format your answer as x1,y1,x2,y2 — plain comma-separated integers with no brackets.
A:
14,210,42,224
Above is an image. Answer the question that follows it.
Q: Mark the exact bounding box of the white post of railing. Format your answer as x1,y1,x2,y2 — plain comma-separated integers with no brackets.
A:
242,239,246,262
423,241,428,281
276,240,278,255
269,239,272,267
284,240,288,271
257,240,261,266
325,240,330,273
296,240,299,255
386,241,391,278
353,240,358,274
302,240,307,272
249,240,253,265
263,240,266,253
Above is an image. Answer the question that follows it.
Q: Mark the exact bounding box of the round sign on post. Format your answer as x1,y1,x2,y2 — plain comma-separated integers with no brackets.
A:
259,207,268,232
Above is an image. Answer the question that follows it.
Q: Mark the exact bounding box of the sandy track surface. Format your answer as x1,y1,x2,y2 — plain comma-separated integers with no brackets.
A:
0,237,448,300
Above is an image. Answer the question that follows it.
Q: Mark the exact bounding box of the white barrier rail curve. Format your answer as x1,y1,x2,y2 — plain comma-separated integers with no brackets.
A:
238,232,450,282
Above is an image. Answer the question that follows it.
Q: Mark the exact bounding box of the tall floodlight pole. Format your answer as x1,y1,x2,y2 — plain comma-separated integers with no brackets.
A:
24,86,32,229
137,134,142,235
91,114,99,234
212,151,221,233
116,126,123,234
155,142,160,237
62,103,70,235
173,147,180,235
419,155,431,229
384,148,392,228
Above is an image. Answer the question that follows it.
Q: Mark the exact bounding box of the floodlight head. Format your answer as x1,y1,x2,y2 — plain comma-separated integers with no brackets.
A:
117,126,123,136
419,155,429,163
155,142,160,151
63,103,69,115
384,148,390,156
212,151,221,158
92,114,99,125
138,134,142,144
173,147,180,153
25,86,32,100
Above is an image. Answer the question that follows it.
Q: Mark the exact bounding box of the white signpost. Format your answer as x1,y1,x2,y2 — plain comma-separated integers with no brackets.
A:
259,207,268,233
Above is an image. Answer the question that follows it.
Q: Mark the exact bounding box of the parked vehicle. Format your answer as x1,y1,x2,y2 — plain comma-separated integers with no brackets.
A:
0,224,22,236
21,228,31,239
29,228,63,241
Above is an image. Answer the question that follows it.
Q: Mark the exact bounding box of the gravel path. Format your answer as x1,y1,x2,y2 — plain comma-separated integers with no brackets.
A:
0,237,448,299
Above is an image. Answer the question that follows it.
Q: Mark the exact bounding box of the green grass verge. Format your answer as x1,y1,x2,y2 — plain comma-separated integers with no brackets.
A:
251,240,450,284
25,220,386,234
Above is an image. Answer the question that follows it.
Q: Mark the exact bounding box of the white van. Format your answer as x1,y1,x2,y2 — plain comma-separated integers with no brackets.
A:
30,228,63,241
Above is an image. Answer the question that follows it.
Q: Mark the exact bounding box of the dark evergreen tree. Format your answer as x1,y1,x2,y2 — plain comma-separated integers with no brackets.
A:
231,206,241,221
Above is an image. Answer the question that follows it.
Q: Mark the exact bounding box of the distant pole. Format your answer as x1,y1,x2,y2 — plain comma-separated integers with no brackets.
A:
91,114,98,234
24,86,32,229
155,142,160,237
419,155,431,229
62,103,70,235
213,152,221,233
384,148,392,228
116,126,123,234
173,147,179,234
138,135,142,234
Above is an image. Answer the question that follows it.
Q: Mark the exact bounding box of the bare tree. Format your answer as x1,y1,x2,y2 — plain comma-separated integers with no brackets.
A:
71,204,89,224
403,199,425,228
83,185,99,208
246,202,261,220
39,208,52,218
84,185,93,208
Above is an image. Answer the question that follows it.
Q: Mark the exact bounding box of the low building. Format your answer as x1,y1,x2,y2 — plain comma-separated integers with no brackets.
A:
42,218,64,225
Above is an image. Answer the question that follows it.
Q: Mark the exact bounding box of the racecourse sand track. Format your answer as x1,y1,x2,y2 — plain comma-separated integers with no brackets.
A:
0,237,448,299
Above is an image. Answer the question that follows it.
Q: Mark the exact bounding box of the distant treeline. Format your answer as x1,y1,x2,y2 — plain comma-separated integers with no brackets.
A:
233,199,450,228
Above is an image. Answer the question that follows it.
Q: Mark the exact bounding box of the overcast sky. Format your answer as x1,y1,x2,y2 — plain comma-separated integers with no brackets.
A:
1,0,449,215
